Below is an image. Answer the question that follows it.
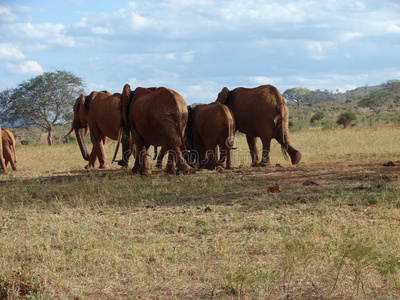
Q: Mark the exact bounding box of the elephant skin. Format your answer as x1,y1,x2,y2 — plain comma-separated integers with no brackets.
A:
121,84,191,175
186,102,236,170
0,126,8,174
216,85,301,166
1,128,17,171
70,90,131,169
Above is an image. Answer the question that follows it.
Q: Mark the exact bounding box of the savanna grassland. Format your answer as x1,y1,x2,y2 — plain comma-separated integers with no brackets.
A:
1,125,400,299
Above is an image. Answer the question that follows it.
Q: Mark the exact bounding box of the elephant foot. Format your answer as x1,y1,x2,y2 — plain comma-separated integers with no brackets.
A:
140,168,152,176
155,162,163,169
251,162,261,167
165,167,175,175
225,164,234,170
117,160,128,167
99,165,110,169
85,164,95,170
259,161,271,167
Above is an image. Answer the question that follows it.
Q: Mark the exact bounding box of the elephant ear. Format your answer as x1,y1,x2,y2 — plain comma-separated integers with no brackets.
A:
216,87,230,104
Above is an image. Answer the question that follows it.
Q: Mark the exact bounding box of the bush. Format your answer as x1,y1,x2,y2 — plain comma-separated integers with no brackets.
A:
310,112,325,124
337,111,357,128
20,139,32,146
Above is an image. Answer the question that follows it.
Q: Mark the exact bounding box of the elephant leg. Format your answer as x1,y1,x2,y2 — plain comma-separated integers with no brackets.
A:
260,137,272,167
131,141,151,175
89,129,109,169
165,150,176,174
96,141,109,169
174,146,191,174
204,143,217,170
246,135,260,167
7,149,17,171
86,148,97,169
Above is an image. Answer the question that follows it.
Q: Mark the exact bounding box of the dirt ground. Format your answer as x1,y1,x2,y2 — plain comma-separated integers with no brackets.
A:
1,160,400,187
243,161,400,184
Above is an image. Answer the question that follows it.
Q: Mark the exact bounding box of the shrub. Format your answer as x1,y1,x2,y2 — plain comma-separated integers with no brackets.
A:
20,139,32,145
310,112,325,124
337,111,357,128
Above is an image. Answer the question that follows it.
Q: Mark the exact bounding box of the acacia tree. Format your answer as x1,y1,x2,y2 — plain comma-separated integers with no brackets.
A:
0,70,84,145
282,87,311,106
358,91,392,117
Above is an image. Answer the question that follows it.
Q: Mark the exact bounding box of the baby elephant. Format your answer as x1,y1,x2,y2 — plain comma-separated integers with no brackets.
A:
186,102,236,170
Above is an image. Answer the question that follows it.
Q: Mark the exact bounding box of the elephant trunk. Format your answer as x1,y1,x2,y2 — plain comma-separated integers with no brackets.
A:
75,127,89,161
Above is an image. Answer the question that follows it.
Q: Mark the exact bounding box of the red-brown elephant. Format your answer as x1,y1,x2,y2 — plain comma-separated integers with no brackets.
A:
1,128,17,171
66,90,131,169
0,125,8,174
216,85,301,166
186,102,236,170
119,84,191,175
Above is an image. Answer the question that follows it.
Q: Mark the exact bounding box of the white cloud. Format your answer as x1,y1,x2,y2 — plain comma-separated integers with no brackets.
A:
130,13,151,30
306,41,337,60
0,5,18,22
7,60,43,75
182,51,194,63
388,23,400,33
92,27,113,35
340,32,363,41
7,22,75,47
0,43,25,60
249,76,277,85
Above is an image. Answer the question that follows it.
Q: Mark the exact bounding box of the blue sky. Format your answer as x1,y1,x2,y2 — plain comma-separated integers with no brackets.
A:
0,0,399,104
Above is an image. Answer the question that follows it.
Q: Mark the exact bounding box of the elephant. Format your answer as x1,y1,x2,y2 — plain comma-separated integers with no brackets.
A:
0,125,7,174
1,128,17,171
216,85,301,166
118,84,191,175
65,90,131,169
186,102,236,170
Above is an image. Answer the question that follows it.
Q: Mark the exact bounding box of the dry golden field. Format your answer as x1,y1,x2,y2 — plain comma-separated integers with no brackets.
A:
0,124,400,299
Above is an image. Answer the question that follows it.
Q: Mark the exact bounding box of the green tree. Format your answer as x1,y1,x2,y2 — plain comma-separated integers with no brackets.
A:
283,87,311,106
358,91,392,117
382,79,400,94
1,70,85,145
336,111,356,128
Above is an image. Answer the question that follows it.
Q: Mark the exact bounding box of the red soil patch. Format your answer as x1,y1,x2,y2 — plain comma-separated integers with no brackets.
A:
251,161,400,183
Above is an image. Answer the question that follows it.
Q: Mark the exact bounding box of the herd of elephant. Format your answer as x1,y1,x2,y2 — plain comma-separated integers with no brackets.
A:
0,84,302,175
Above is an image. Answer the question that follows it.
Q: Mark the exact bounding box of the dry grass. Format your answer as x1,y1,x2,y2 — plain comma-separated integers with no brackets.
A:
10,124,400,174
0,124,400,299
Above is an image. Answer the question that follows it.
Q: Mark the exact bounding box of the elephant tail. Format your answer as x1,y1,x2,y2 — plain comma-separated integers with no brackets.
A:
276,92,290,161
